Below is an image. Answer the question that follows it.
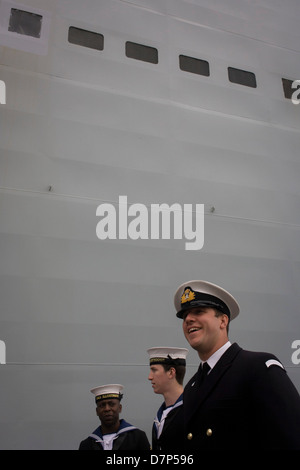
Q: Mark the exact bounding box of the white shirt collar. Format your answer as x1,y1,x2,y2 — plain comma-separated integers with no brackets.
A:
202,341,231,372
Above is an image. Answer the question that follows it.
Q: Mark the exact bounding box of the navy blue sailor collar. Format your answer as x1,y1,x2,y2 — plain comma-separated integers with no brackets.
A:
89,418,137,443
155,393,183,423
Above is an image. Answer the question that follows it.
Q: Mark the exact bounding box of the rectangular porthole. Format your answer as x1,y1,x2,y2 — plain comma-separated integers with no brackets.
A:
68,26,104,50
179,55,210,76
228,67,257,88
125,41,158,64
8,8,42,38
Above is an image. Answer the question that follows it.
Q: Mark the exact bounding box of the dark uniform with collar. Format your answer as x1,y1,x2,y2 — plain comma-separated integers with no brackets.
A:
184,343,300,450
174,280,300,451
79,419,150,450
151,394,185,451
147,347,188,452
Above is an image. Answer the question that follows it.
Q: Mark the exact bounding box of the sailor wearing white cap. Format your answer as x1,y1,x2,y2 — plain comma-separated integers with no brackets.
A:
175,280,300,450
147,347,188,451
91,384,124,403
79,384,150,450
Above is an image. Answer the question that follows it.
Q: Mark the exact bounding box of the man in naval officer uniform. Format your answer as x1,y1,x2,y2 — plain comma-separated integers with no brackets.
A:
79,384,150,450
174,280,300,450
147,347,188,451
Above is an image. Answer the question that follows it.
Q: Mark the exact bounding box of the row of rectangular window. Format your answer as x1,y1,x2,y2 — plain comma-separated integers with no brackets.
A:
68,26,256,87
68,26,257,89
7,9,297,96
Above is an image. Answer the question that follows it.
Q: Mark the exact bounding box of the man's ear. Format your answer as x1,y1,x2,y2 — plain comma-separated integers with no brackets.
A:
220,314,229,330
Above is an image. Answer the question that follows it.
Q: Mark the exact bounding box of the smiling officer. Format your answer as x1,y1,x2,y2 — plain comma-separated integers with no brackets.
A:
175,280,300,450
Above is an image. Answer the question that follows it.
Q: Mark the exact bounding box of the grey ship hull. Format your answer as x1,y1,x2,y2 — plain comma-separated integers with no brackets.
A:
0,0,299,449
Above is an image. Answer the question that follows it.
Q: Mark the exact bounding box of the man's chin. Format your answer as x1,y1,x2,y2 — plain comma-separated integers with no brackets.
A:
103,418,117,427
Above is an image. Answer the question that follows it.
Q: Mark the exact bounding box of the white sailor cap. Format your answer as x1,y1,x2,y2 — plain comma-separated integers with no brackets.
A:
174,280,240,321
147,347,188,366
90,384,124,403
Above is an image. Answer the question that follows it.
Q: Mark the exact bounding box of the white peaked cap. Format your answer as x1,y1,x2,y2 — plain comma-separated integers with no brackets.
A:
174,280,240,321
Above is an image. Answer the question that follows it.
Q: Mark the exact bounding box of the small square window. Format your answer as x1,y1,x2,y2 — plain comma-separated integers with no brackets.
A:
228,67,257,88
68,26,104,51
125,41,158,64
179,55,210,76
9,8,42,38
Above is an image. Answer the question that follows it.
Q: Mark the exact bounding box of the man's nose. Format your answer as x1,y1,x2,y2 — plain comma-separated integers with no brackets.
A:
183,311,194,323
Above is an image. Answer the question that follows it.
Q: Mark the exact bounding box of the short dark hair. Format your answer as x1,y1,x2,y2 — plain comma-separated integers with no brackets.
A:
214,309,230,334
162,364,186,385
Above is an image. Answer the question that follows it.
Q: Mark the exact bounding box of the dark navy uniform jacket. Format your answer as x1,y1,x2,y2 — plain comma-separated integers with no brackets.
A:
152,394,185,451
79,419,150,450
183,343,300,450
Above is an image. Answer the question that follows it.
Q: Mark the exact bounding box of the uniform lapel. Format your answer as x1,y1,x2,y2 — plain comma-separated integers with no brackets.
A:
112,432,127,450
184,343,242,426
155,396,183,438
161,399,183,435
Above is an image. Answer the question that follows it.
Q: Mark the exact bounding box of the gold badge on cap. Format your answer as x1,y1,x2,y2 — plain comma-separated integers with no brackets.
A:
181,287,195,304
